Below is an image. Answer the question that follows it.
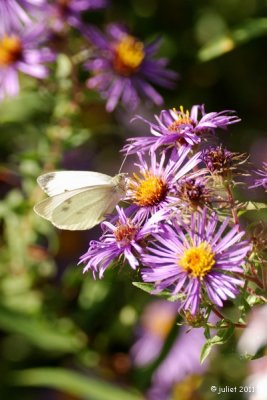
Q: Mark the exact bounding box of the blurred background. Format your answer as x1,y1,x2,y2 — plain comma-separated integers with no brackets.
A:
0,0,267,399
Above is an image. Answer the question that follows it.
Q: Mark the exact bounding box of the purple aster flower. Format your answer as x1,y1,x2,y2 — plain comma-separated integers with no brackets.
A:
84,23,177,112
43,0,108,33
80,206,167,278
141,208,251,315
250,162,267,191
126,147,203,221
0,0,44,34
123,105,241,154
0,24,55,101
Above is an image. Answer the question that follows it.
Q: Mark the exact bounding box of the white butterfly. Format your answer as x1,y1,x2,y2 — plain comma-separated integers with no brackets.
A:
34,171,127,230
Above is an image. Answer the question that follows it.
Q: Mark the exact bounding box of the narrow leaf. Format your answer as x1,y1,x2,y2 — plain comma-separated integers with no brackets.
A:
13,368,142,400
198,18,267,61
132,282,183,302
0,305,85,353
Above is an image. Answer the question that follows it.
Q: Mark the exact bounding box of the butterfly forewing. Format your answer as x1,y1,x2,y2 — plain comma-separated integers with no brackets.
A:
37,171,113,196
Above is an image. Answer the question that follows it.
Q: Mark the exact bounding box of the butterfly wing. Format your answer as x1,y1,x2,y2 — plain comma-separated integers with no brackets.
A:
37,171,113,196
51,184,123,230
34,187,90,221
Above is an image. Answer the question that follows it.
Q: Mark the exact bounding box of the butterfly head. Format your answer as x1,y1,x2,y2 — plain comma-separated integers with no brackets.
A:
112,173,128,194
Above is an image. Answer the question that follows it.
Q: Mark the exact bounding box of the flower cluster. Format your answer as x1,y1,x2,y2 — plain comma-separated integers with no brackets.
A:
0,1,177,109
81,103,255,318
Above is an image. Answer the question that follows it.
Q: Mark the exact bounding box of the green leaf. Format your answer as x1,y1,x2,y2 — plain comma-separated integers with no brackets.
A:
13,368,142,400
132,282,156,294
239,345,266,361
132,282,183,302
198,18,267,61
243,202,267,211
237,202,267,219
0,305,86,353
246,294,264,307
200,324,235,363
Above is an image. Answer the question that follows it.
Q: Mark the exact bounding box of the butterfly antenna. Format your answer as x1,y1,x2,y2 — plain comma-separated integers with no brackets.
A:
118,148,130,174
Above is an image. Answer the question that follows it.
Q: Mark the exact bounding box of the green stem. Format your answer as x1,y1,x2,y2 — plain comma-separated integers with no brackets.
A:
235,272,264,290
224,182,239,225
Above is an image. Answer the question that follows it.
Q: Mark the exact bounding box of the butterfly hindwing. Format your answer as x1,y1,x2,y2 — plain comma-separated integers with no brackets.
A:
51,184,121,230
34,187,90,221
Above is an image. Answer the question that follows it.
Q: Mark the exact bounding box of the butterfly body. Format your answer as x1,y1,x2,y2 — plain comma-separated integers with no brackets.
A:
34,171,127,230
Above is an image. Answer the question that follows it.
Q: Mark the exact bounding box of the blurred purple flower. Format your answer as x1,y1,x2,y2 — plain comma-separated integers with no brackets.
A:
0,0,44,33
131,300,178,367
246,356,267,400
141,208,251,314
0,24,55,101
44,0,108,33
84,23,177,112
126,147,202,220
238,305,267,357
238,305,267,400
123,105,240,154
250,162,267,191
131,300,211,400
80,206,167,278
149,327,208,400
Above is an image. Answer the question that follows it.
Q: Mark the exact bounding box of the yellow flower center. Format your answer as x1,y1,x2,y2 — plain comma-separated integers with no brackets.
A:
0,35,22,67
172,375,203,400
113,35,145,76
179,242,215,279
168,106,194,132
114,221,137,245
146,314,174,339
129,171,168,207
